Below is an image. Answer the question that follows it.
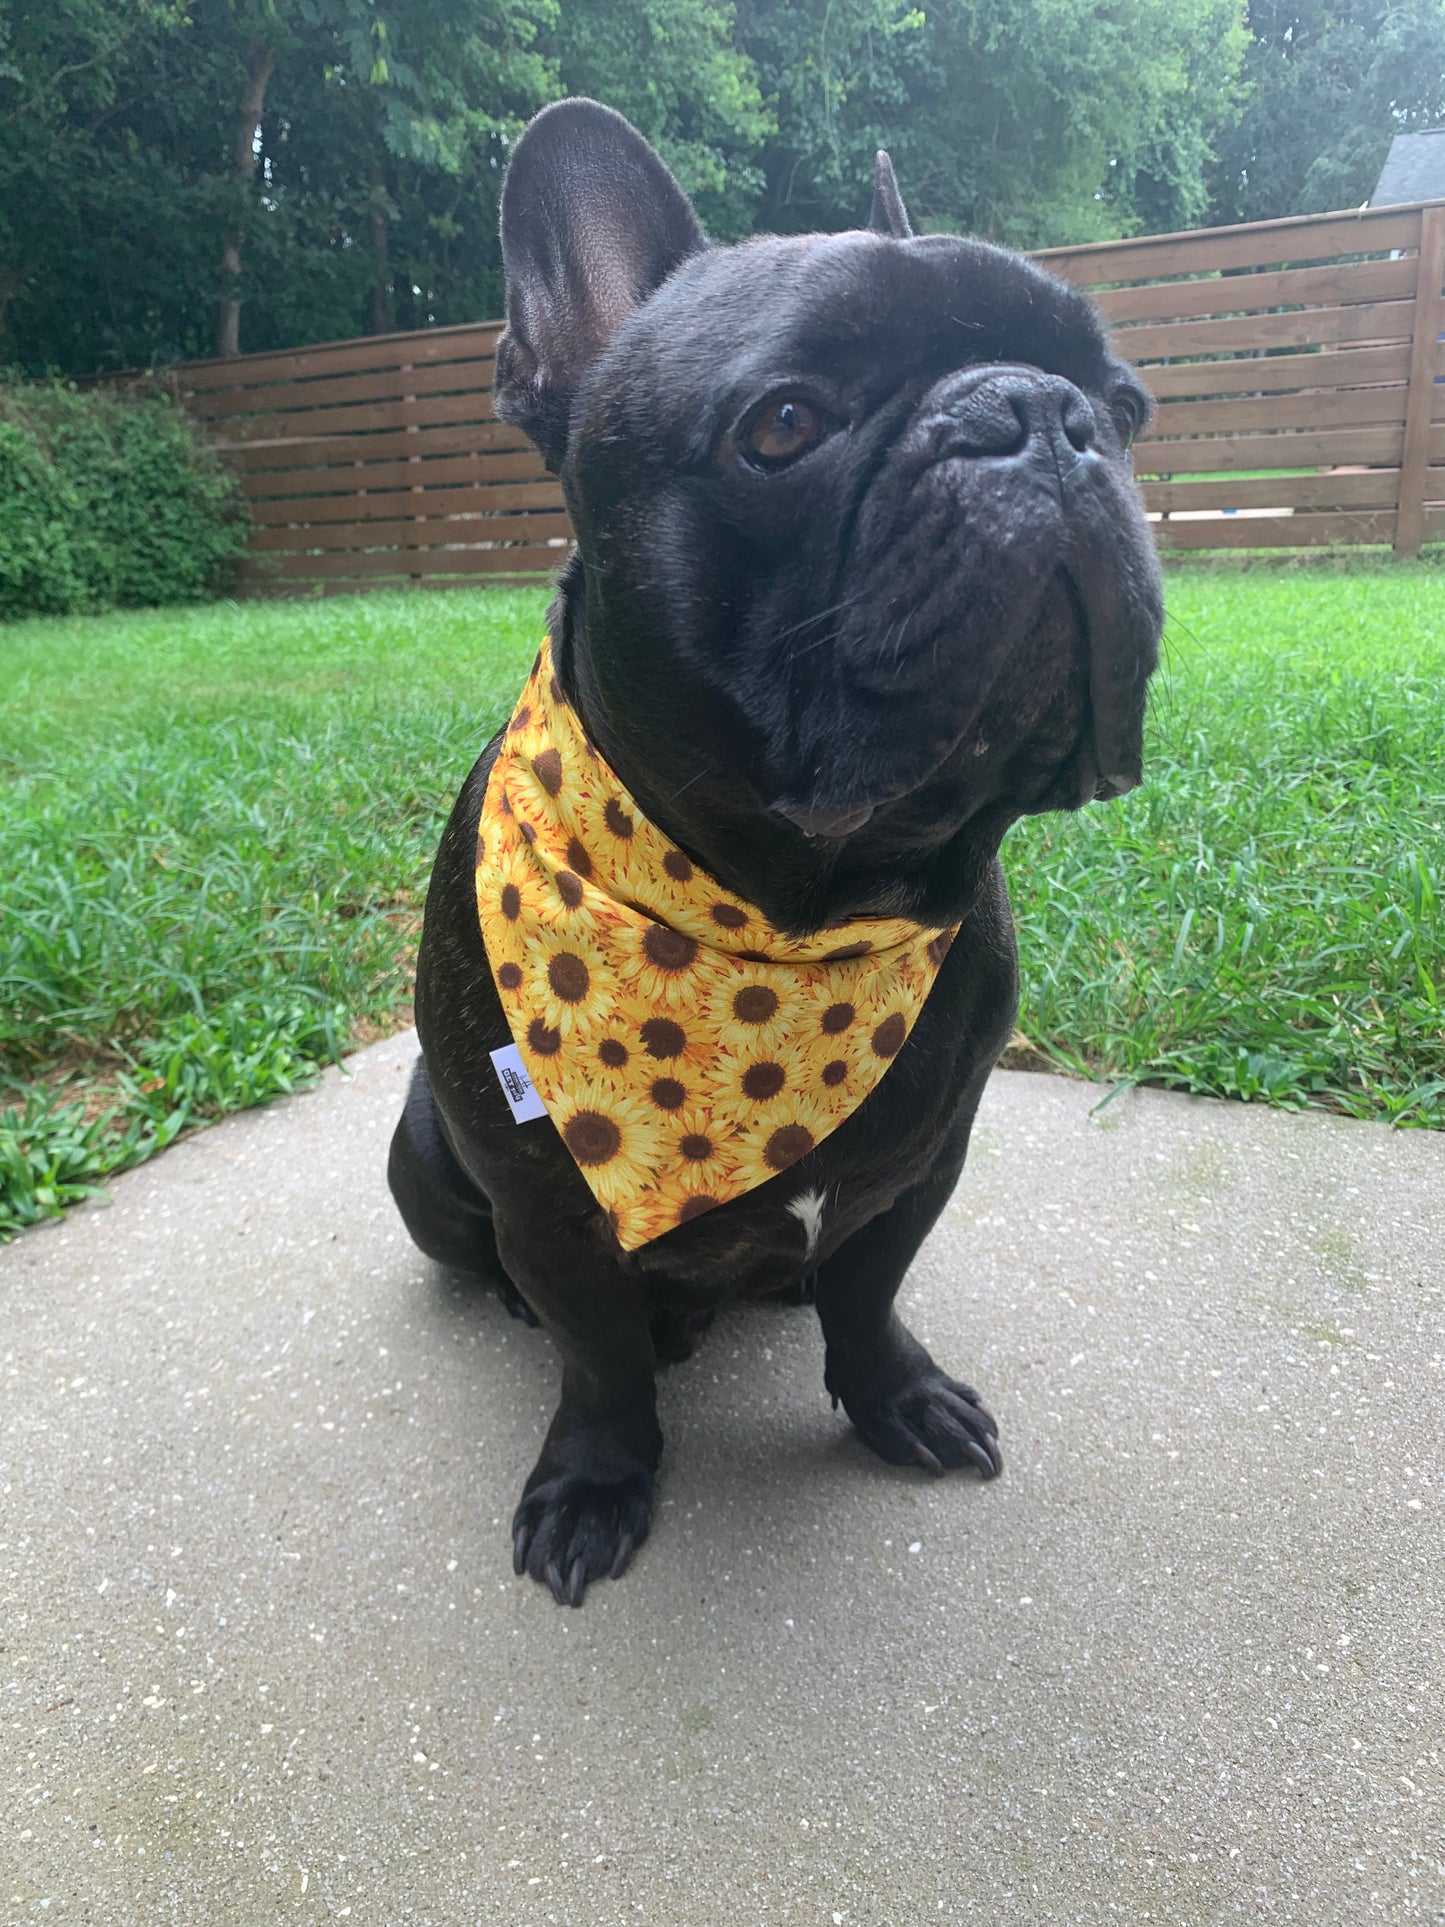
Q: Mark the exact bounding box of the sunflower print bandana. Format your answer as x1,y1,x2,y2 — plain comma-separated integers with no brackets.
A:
475,640,957,1251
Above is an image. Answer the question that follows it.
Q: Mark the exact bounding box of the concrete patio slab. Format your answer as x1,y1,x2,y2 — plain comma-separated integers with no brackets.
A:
2,1032,1442,1925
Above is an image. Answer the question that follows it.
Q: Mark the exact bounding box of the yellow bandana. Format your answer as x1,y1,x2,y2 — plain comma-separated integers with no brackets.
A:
475,640,956,1250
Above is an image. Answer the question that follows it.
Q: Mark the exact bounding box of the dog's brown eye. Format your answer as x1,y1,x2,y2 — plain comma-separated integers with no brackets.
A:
744,396,823,466
1111,392,1145,450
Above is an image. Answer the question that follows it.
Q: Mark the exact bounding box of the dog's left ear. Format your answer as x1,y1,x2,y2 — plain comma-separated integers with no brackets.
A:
868,151,914,239
494,98,709,470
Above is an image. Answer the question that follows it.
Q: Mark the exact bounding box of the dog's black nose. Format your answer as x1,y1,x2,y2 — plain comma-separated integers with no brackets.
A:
934,371,1097,464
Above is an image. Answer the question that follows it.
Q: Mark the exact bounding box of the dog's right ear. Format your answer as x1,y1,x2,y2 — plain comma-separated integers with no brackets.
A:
868,151,914,239
494,98,709,471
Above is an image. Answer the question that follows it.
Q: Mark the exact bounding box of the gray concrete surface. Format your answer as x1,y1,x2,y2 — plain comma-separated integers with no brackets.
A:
2,1032,1442,1926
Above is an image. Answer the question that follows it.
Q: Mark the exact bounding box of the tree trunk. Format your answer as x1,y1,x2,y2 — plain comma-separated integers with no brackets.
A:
215,37,276,359
368,161,393,336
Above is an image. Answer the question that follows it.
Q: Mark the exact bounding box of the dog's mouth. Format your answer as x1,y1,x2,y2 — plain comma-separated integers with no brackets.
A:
773,568,1147,843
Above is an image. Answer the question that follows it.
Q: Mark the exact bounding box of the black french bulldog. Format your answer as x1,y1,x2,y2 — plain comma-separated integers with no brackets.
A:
389,98,1162,1605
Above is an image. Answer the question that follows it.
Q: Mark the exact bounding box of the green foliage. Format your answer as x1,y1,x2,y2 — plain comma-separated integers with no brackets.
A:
0,0,556,369
1209,1,1445,224
551,0,772,240
0,381,246,619
0,0,1261,378
0,419,82,616
0,1085,136,1230
743,0,1249,245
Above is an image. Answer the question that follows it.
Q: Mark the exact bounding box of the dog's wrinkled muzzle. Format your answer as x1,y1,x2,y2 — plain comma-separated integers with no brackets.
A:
763,360,1161,843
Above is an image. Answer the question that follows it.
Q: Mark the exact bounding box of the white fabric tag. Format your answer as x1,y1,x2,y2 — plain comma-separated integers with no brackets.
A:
490,1043,548,1123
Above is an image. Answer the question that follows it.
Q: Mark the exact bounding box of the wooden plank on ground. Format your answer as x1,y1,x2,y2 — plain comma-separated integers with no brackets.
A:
1038,206,1421,289
1092,255,1414,327
1143,471,1399,514
1134,425,1403,475
1140,344,1413,401
1153,508,1397,549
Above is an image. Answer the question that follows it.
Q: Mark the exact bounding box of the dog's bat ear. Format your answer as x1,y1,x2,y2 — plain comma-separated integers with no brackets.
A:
494,98,708,471
868,151,914,239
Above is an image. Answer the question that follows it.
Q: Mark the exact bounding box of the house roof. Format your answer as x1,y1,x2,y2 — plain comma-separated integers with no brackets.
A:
1370,129,1445,206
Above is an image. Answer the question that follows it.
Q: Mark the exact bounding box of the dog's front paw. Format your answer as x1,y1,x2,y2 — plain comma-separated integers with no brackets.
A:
834,1364,1003,1481
512,1460,653,1606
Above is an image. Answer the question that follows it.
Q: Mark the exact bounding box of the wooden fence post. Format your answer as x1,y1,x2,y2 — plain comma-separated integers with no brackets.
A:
402,358,423,583
1395,203,1445,557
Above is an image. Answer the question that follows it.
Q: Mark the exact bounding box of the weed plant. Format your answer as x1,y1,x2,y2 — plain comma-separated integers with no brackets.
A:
2,563,1441,1234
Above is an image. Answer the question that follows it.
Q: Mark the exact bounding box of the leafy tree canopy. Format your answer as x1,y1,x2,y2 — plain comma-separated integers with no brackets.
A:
2,0,1437,376
1209,0,1445,223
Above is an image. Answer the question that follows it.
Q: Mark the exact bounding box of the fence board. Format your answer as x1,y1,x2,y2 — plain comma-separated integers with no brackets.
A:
1038,206,1421,287
1134,426,1403,475
242,451,548,499
1148,386,1406,440
1092,255,1415,327
180,323,501,392
249,481,564,525
210,389,497,447
191,355,499,421
1144,471,1399,514
1154,509,1398,549
240,543,568,583
1141,343,1414,401
225,420,533,471
1118,300,1415,363
252,512,574,553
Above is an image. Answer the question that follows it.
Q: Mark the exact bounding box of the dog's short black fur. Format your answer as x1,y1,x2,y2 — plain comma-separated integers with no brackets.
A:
389,99,1163,1605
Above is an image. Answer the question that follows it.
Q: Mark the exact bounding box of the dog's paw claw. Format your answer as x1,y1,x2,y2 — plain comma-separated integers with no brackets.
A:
842,1369,1003,1481
511,1467,653,1606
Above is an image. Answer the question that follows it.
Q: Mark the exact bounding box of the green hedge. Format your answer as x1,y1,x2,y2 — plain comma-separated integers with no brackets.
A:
0,379,248,620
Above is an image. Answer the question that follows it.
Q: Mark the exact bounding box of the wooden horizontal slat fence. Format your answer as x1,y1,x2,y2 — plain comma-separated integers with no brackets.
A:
1037,199,1445,555
163,199,1445,594
172,322,563,597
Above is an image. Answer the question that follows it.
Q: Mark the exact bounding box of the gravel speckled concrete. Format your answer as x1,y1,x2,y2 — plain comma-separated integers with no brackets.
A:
2,1032,1442,1924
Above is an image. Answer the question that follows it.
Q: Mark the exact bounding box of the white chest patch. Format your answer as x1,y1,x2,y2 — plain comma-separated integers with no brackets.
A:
787,1187,827,1264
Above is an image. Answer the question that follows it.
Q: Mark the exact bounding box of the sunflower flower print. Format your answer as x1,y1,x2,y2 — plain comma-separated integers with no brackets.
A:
475,637,956,1251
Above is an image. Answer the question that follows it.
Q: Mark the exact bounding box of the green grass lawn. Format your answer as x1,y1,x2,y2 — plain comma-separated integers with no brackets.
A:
3,563,1442,1235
